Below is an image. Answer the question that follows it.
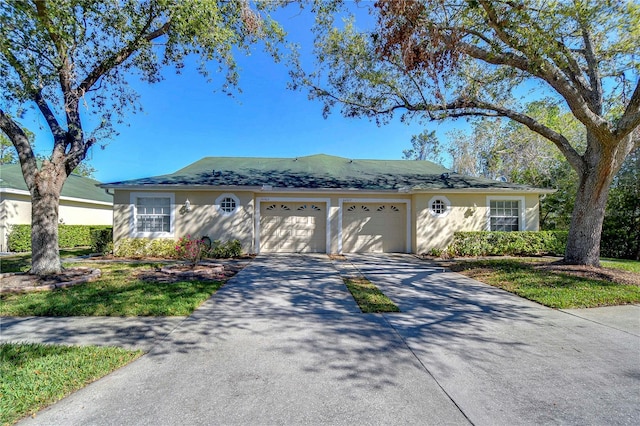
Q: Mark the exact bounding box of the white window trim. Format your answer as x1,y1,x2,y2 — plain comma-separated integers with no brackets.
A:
338,198,412,254
486,195,525,231
255,197,331,254
130,192,175,238
215,193,240,216
428,195,451,218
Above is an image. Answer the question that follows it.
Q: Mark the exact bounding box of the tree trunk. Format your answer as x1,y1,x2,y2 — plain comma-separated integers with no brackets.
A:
564,144,616,266
30,164,66,275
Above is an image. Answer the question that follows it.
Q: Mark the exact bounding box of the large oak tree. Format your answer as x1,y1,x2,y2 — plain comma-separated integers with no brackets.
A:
0,0,285,274
299,0,640,266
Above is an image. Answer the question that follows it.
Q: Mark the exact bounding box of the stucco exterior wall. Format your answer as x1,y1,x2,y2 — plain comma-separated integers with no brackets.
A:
114,190,255,252
414,192,540,254
0,192,113,252
112,189,541,255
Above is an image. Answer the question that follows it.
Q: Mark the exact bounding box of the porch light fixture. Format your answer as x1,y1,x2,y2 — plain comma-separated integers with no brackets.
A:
184,199,192,212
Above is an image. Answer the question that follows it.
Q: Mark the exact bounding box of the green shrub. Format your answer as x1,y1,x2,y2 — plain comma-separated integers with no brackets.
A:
6,225,31,252
207,239,243,259
113,238,179,259
448,231,568,257
114,237,242,259
90,228,113,254
7,225,112,252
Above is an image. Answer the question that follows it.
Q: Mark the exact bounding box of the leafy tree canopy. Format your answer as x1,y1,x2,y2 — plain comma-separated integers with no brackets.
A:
297,0,640,265
0,0,287,274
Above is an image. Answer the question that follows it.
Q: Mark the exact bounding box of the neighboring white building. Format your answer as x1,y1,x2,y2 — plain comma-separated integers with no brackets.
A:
0,163,113,252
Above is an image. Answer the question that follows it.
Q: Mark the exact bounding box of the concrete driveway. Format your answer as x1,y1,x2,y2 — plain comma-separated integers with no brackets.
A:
6,254,640,425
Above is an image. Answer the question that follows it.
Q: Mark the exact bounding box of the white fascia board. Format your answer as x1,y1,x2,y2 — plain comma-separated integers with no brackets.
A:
0,188,113,206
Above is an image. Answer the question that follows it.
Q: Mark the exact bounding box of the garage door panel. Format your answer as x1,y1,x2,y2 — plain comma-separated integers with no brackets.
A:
260,202,326,253
343,203,406,253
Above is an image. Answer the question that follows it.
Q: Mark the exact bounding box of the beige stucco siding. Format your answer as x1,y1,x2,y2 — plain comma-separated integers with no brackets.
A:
112,189,542,255
114,190,254,252
175,191,254,252
414,192,540,254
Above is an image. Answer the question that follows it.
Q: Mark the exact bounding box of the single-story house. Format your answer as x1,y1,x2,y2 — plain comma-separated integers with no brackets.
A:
0,163,113,252
101,154,554,254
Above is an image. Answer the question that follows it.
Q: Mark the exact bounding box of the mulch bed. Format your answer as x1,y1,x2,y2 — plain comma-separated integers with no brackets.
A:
1,267,102,294
135,261,247,283
426,256,640,286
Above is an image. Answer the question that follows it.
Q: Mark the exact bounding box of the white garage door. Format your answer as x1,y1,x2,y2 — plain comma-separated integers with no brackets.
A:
260,202,326,253
342,203,407,253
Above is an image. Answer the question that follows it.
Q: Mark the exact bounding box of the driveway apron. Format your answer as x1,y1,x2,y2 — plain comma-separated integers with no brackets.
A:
347,254,640,426
18,254,469,426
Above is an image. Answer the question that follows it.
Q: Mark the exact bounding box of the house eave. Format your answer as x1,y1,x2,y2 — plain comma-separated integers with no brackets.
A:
0,188,114,206
100,183,555,195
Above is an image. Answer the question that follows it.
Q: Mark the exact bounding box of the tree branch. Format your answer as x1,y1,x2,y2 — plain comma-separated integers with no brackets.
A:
615,81,640,139
77,21,170,95
0,109,38,189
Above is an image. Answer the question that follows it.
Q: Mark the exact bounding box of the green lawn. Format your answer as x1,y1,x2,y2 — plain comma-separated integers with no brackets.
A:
601,258,640,273
450,258,640,308
0,247,93,273
344,277,400,313
0,262,224,316
0,342,142,425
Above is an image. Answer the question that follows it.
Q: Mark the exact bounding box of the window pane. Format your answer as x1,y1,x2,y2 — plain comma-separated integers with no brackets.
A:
489,200,519,232
136,197,171,233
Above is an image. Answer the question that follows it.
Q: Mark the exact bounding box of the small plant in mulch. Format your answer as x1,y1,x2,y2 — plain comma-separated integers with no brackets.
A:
175,235,206,266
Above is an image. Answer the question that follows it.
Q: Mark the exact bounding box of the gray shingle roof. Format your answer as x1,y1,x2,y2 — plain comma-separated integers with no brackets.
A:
1,163,113,203
102,154,551,192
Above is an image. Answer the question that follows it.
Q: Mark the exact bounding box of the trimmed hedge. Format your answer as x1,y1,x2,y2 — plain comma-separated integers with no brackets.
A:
7,225,112,252
447,231,568,257
114,237,243,259
90,228,113,254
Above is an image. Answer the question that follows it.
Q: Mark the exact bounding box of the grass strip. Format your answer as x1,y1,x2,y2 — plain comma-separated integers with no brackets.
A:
0,342,142,425
451,259,640,308
0,263,224,316
601,258,640,273
344,277,400,313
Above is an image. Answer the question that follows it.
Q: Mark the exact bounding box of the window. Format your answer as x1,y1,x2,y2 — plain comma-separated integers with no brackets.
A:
489,200,520,231
215,193,240,216
428,196,451,218
220,197,236,213
131,193,174,237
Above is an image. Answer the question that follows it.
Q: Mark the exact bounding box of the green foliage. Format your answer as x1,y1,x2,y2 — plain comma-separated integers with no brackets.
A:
451,259,640,308
90,228,113,254
601,150,640,260
114,237,243,259
448,231,568,257
0,262,225,316
175,235,205,265
6,225,31,252
0,343,142,425
7,225,111,252
114,238,179,259
208,239,243,259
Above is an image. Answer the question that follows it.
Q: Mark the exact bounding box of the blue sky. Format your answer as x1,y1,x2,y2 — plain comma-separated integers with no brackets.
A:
23,3,466,183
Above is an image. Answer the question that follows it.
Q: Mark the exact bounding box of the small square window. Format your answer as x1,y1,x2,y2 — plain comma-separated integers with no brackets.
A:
216,193,240,216
428,196,451,217
220,197,236,213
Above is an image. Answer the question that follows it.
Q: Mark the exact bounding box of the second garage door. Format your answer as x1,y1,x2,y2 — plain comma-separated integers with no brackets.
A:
342,203,407,253
260,202,326,253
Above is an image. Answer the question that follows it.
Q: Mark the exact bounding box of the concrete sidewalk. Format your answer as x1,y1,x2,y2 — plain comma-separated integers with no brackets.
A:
3,253,639,425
